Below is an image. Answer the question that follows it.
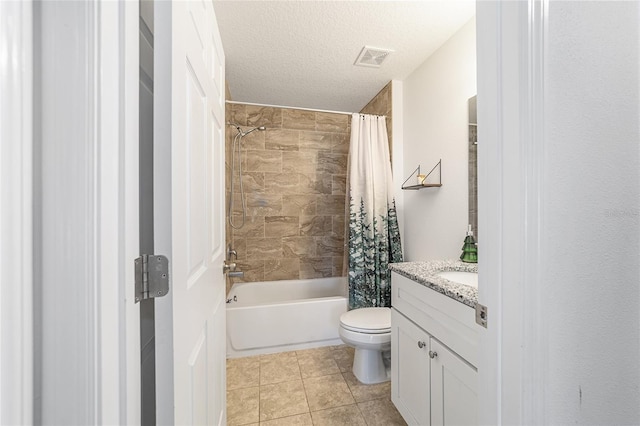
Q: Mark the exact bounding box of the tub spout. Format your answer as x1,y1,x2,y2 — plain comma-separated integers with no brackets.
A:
228,271,244,279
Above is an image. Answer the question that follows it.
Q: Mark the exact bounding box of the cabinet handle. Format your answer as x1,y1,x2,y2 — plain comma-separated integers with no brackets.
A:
417,341,426,349
429,350,438,359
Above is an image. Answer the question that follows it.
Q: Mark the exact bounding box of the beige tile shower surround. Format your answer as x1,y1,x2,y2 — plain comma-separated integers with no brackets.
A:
226,346,406,426
225,83,393,287
226,103,350,284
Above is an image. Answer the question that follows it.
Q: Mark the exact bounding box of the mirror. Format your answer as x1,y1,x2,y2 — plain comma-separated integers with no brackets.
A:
468,95,478,241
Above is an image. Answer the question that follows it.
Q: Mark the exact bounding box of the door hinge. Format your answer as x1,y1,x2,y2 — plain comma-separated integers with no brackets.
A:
135,254,169,303
475,303,488,328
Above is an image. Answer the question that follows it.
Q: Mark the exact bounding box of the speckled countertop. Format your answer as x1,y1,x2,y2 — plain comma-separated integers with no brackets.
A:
389,260,478,308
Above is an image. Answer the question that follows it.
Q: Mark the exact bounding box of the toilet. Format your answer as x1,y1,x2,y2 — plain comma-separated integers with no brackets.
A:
338,307,391,384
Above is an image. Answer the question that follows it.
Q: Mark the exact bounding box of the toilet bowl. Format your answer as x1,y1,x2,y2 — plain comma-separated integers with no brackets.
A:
338,307,391,384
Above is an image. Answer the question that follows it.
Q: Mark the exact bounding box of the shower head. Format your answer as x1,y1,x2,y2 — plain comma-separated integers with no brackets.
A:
228,122,266,137
244,126,266,136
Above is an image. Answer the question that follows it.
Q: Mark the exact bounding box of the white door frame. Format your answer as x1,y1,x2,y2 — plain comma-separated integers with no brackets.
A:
32,0,140,423
0,1,34,424
98,2,141,422
476,1,546,424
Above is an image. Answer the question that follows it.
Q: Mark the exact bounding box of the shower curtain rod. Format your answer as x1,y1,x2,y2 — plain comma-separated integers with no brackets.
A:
225,100,361,117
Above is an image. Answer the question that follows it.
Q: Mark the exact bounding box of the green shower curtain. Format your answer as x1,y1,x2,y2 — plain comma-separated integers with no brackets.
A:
347,113,403,310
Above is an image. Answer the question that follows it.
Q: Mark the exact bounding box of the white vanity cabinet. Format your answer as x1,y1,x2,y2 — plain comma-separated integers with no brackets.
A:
391,272,479,426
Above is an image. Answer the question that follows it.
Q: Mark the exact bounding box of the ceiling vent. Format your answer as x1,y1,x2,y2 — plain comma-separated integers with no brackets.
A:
354,46,393,68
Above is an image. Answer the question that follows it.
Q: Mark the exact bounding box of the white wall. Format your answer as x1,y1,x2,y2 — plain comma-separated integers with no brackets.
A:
391,80,405,255
402,18,476,261
542,2,639,423
476,1,640,424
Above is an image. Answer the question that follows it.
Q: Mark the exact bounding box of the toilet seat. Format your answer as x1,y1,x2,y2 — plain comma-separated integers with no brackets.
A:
340,307,390,334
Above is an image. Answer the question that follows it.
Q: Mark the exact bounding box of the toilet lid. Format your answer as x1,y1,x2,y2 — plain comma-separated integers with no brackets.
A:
340,307,391,333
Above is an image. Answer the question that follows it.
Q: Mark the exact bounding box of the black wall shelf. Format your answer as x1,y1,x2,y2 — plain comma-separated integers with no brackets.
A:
401,160,442,190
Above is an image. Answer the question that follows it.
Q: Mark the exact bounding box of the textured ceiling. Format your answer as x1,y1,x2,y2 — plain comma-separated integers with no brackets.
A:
213,1,475,113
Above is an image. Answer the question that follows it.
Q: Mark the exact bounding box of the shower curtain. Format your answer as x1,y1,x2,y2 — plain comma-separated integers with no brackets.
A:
346,113,403,310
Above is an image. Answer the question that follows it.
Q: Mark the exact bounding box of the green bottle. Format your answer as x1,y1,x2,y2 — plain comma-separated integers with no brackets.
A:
460,225,478,263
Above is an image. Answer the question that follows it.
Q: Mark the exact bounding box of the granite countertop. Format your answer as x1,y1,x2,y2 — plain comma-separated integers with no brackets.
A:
389,260,478,308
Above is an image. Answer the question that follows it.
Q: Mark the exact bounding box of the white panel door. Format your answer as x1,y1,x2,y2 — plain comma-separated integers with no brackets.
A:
430,339,478,426
391,309,431,426
162,1,226,424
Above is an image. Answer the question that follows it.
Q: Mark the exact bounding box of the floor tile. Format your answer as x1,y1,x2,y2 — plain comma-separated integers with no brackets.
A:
227,356,260,390
342,371,391,403
297,353,340,379
296,346,333,358
303,373,355,411
331,346,354,373
227,386,260,426
310,404,367,426
260,379,309,421
260,350,297,361
260,354,301,385
357,398,407,426
226,347,405,426
228,355,262,365
259,412,313,425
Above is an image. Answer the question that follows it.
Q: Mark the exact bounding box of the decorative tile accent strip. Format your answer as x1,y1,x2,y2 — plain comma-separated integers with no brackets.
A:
389,260,478,308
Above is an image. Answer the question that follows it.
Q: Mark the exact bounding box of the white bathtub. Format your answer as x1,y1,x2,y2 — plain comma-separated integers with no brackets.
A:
226,277,348,358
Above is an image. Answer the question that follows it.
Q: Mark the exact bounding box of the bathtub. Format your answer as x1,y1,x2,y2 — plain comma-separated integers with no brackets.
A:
226,277,348,358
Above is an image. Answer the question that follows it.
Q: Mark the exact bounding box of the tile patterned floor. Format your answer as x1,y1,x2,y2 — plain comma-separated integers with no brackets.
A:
227,345,407,426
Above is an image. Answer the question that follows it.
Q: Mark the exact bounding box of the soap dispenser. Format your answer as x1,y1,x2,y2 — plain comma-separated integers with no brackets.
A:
460,225,478,263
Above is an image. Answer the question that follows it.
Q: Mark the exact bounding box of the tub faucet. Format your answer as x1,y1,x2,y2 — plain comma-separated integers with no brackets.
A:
223,261,236,273
228,271,244,279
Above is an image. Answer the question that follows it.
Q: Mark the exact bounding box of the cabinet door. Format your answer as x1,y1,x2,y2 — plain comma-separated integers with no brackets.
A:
391,309,431,426
430,339,478,426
